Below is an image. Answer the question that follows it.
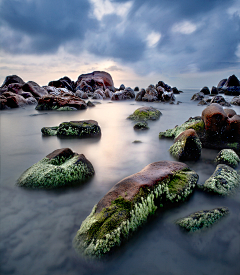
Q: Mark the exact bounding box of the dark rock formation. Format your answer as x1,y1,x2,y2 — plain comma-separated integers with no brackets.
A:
210,86,218,95
111,87,135,100
200,86,210,95
74,161,198,258
17,148,94,188
191,92,205,101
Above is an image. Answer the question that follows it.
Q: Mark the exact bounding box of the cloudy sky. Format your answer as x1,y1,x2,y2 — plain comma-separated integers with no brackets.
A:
0,0,240,89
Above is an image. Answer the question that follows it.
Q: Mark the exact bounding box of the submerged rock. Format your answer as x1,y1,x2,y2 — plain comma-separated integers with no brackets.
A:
17,148,94,188
133,122,149,130
176,207,229,232
128,106,161,121
41,120,101,138
215,149,240,168
73,161,198,258
169,129,202,161
202,164,240,195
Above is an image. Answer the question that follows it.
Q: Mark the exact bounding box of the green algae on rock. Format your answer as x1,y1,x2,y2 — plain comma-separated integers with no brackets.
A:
215,149,240,168
41,120,101,138
202,164,240,196
128,106,161,121
133,121,149,130
169,129,202,161
176,207,229,232
73,161,198,258
17,148,94,188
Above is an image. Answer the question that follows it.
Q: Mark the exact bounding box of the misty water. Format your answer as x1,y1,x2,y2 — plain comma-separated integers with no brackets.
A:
0,90,240,275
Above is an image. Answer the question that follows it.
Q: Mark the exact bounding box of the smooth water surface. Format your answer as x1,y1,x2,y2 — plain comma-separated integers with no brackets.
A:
0,91,240,275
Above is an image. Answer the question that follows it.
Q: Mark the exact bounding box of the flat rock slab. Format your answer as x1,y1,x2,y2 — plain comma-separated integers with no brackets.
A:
17,148,94,188
176,207,229,232
41,120,101,138
74,161,198,258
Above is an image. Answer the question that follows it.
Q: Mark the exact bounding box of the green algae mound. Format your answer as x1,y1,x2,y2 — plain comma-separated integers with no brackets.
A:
17,148,94,188
73,161,198,258
176,207,229,232
41,120,101,138
215,149,240,168
202,164,240,196
128,106,161,121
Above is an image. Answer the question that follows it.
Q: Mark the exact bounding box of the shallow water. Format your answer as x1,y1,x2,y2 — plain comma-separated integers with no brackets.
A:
0,91,240,275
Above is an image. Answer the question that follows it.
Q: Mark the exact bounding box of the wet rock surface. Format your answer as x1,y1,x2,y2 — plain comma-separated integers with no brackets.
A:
128,106,162,121
74,161,198,258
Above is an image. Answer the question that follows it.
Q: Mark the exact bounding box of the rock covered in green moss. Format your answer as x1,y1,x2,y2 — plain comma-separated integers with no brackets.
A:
128,106,161,121
215,149,240,168
73,161,198,258
41,120,101,138
202,164,240,195
17,148,94,188
176,207,229,232
133,121,149,130
159,116,204,139
57,106,78,111
169,129,202,161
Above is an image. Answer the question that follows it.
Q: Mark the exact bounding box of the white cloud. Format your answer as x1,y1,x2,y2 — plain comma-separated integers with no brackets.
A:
89,0,132,20
236,44,240,58
146,31,161,48
172,21,197,34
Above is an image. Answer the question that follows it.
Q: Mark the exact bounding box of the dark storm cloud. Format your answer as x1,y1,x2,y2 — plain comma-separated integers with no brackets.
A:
0,0,97,54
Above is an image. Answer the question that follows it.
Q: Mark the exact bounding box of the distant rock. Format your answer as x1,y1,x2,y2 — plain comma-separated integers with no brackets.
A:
128,106,161,121
210,86,218,95
134,86,139,91
133,121,149,130
225,74,240,87
1,75,25,88
191,92,205,101
48,76,75,91
210,95,231,106
200,86,210,95
17,148,95,188
119,84,125,90
135,89,146,101
111,87,135,100
217,75,240,95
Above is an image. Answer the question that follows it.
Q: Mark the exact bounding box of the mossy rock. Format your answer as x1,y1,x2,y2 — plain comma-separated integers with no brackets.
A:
128,106,162,121
73,161,198,258
41,120,101,138
169,129,202,161
215,149,240,168
201,164,240,195
57,106,78,111
176,207,229,232
17,148,95,188
133,122,149,130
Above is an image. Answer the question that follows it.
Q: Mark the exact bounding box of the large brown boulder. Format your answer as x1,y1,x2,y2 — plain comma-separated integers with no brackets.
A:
76,71,114,92
2,91,28,108
1,75,25,88
74,161,198,258
23,82,48,98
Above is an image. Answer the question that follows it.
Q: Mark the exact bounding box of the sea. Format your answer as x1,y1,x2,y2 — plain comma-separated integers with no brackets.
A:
0,89,240,275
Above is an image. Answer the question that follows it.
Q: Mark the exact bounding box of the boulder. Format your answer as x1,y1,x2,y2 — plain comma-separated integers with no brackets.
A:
36,94,87,110
74,161,198,258
172,87,181,94
169,129,202,161
75,90,88,99
225,115,240,139
48,76,74,91
225,74,240,87
223,108,236,118
111,87,135,100
23,82,48,98
128,106,161,121
200,86,210,95
231,96,240,106
104,88,113,99
210,95,231,106
119,84,125,90
217,79,227,89
0,95,7,110
215,149,240,168
2,91,28,108
76,71,114,92
210,86,218,95
92,89,106,100
176,207,229,232
17,148,94,188
1,75,25,88
202,164,240,195
134,86,139,91
135,89,146,101
133,122,149,130
191,92,205,101
41,120,101,138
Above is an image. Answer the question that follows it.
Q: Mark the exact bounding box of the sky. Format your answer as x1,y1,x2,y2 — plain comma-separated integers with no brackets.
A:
0,0,240,90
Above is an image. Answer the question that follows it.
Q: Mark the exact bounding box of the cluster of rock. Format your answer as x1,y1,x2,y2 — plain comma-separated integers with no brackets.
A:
191,74,240,106
135,81,182,103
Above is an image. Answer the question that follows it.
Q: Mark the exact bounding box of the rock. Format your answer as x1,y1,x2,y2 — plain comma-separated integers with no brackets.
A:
135,89,146,101
191,92,205,101
176,207,229,232
225,75,240,87
134,87,139,91
0,95,7,110
26,97,38,105
22,82,48,98
198,99,208,106
172,87,180,94
142,94,158,102
17,148,94,188
231,96,240,106
104,88,113,99
225,115,240,140
224,86,240,96
73,161,198,258
41,120,101,138
44,86,73,96
215,149,240,168
202,103,227,135
200,86,210,95
57,106,78,111
224,108,236,118
133,122,149,130
202,164,240,195
75,90,88,99
128,106,161,121
2,91,28,108
210,86,218,95
119,84,125,90
217,79,227,89
76,71,114,92
92,89,106,100
169,129,202,161
210,95,231,106
36,94,87,110
132,140,142,143
111,87,135,100
87,101,95,107
1,75,25,88
48,76,74,91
